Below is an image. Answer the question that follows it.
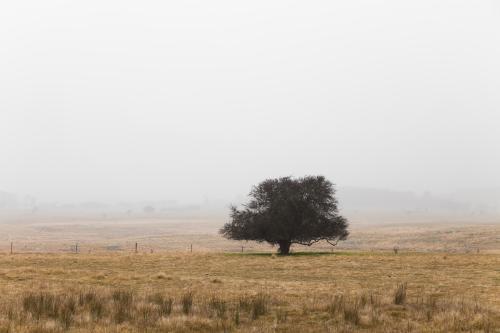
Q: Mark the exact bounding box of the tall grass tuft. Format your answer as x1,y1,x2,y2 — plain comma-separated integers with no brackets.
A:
326,294,345,315
78,290,106,320
137,304,159,327
148,293,173,317
112,290,134,323
343,302,360,325
181,292,193,315
22,293,58,320
59,296,76,329
233,306,240,326
22,293,77,329
250,293,269,320
394,283,407,305
208,296,227,319
0,325,11,333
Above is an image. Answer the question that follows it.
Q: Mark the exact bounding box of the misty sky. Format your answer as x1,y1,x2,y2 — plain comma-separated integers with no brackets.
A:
1,1,499,203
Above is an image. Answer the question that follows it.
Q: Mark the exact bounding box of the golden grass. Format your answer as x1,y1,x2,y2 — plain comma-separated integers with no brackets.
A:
0,251,497,332
1,213,500,254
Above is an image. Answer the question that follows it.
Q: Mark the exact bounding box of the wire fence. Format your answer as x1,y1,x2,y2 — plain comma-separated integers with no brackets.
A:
2,241,344,255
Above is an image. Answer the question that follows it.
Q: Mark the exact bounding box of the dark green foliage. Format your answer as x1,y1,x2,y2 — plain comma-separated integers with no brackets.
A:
221,176,349,254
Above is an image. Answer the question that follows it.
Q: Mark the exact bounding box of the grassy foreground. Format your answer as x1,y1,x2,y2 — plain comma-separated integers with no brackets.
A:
0,251,498,332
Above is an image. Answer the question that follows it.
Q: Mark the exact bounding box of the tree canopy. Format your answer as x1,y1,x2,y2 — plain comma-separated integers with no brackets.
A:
220,176,349,254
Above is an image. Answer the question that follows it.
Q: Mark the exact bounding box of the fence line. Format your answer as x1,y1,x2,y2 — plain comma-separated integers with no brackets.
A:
5,241,467,255
3,241,283,255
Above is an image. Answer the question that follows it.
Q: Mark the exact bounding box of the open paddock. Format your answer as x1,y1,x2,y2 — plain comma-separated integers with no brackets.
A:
0,251,498,332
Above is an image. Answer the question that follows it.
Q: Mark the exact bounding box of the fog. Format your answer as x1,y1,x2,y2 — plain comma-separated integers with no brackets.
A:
1,1,499,206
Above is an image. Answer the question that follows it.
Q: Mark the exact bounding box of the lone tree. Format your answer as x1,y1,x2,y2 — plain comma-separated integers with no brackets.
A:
220,176,349,255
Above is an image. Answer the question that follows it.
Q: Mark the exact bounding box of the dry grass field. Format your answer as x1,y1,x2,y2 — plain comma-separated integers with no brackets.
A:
0,213,499,332
0,251,498,332
0,212,499,254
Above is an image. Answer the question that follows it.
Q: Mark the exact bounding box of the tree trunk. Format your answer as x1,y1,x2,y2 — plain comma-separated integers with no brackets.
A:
277,241,291,255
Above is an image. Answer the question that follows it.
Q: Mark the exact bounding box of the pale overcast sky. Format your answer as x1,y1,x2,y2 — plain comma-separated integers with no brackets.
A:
1,1,499,202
